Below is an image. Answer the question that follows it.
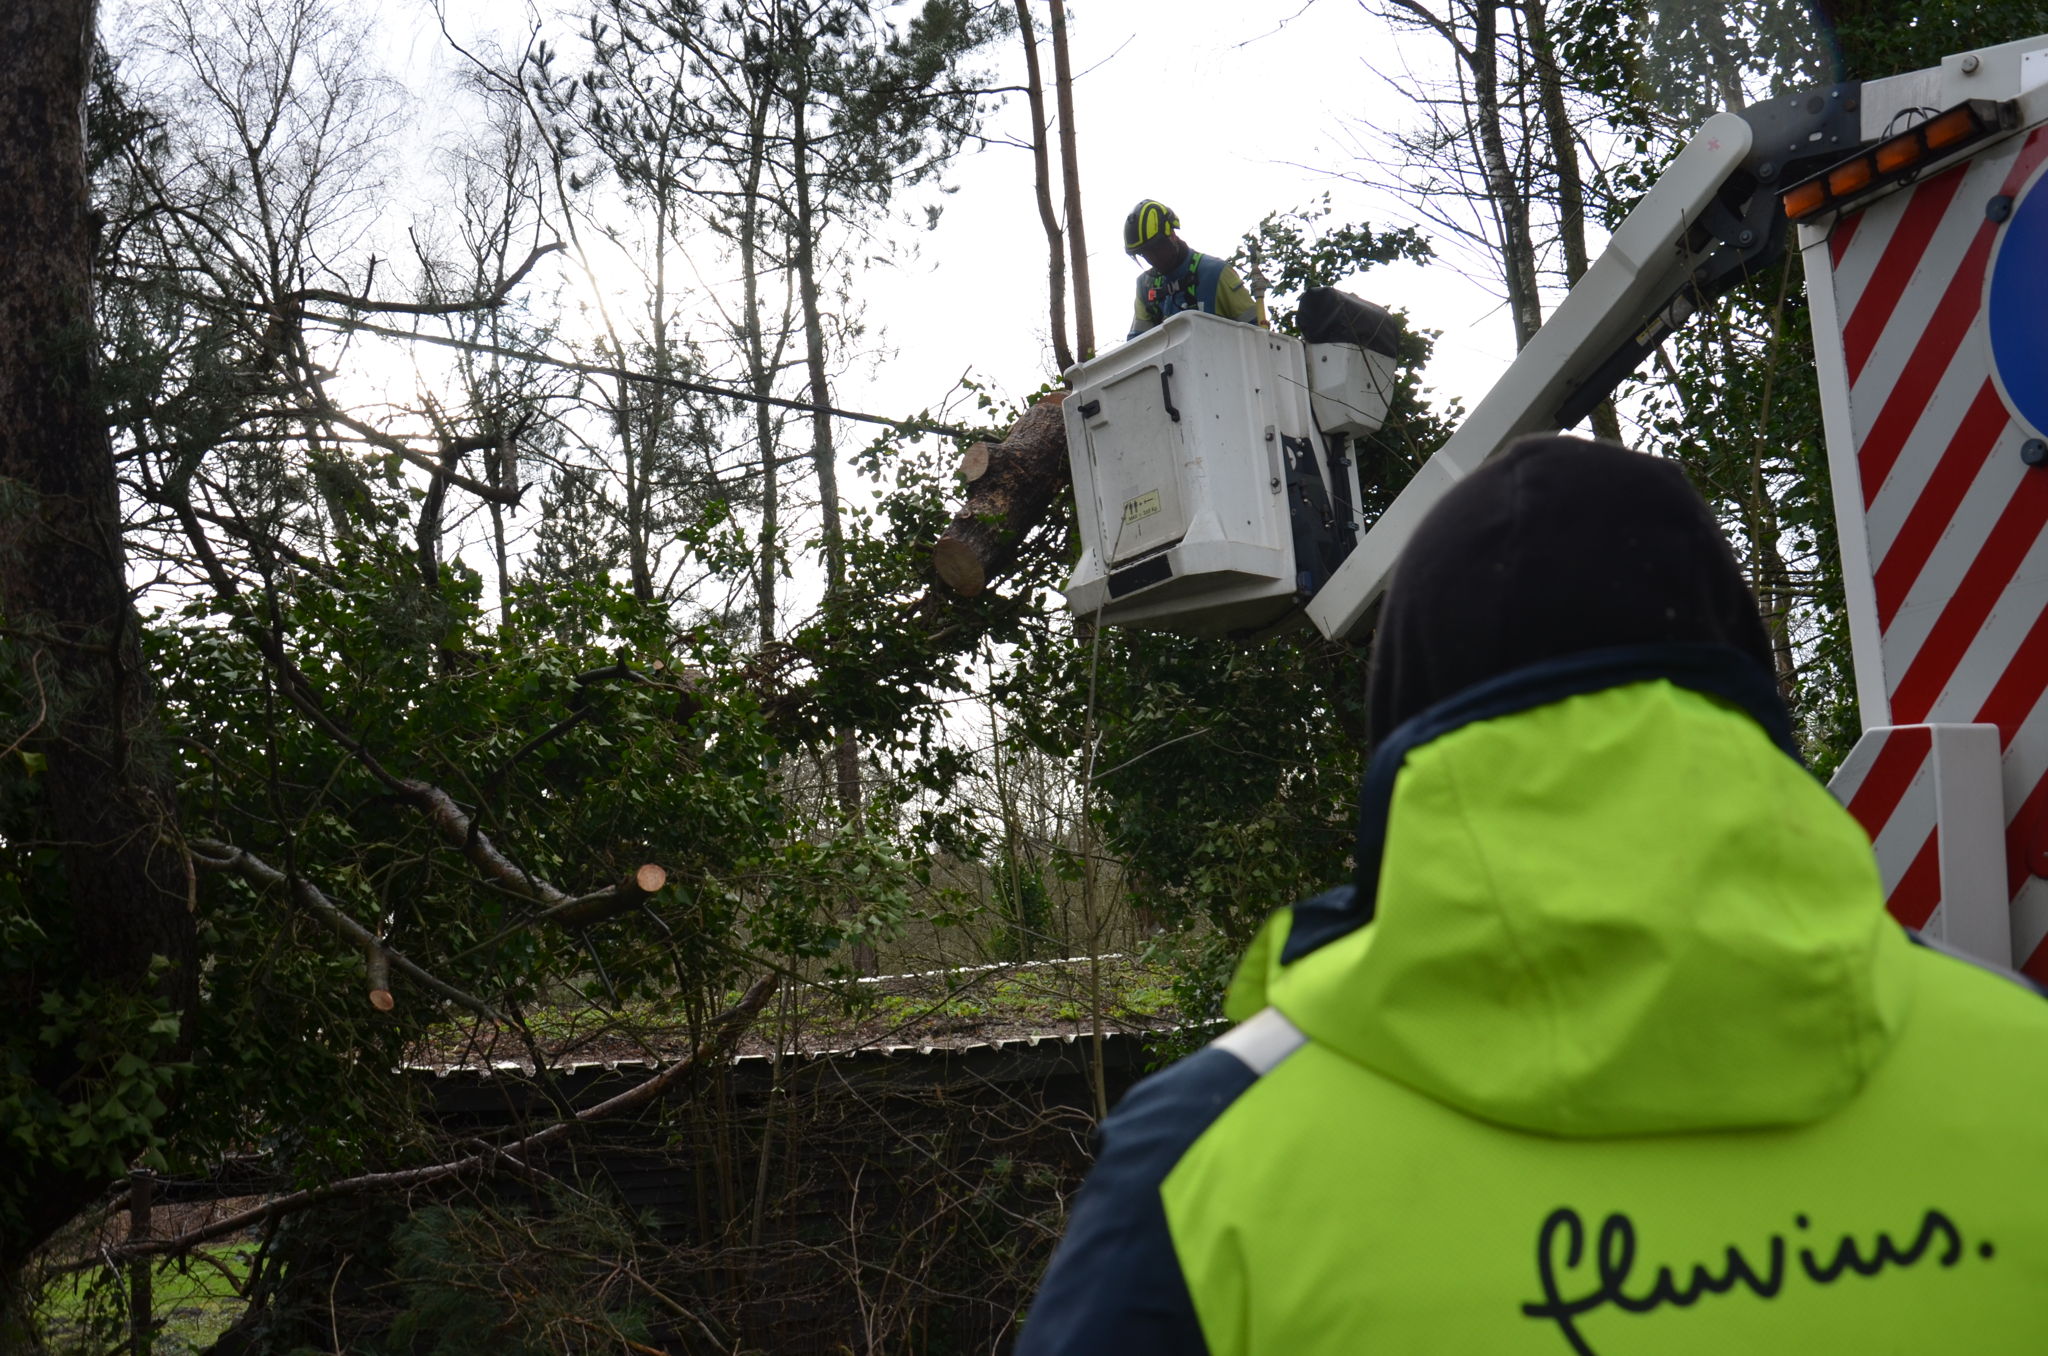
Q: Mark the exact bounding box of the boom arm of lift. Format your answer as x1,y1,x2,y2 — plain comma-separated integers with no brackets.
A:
1304,84,1866,641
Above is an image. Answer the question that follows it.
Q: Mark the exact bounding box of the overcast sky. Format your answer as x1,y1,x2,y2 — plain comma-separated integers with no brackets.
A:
378,0,1519,430
920,0,1523,423
877,0,1519,409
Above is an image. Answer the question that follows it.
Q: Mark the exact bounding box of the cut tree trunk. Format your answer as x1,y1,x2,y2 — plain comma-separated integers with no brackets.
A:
932,393,1069,597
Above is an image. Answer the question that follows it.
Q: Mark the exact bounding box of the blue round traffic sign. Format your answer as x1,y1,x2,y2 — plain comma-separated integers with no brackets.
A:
1989,156,2048,440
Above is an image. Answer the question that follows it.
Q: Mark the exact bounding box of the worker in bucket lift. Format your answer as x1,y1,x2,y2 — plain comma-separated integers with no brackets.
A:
1124,198,1261,340
1017,435,2048,1354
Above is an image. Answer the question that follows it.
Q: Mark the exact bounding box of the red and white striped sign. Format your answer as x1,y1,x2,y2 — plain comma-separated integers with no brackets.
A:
1809,125,2048,979
1830,725,1937,922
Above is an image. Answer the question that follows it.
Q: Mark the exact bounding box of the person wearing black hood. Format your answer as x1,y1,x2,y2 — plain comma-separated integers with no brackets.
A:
1017,435,2048,1355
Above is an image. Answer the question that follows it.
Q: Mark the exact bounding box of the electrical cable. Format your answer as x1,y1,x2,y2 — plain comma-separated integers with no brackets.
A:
298,309,987,442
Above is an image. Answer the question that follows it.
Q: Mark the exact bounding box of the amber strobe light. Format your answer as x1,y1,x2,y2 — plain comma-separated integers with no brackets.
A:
1783,99,2016,222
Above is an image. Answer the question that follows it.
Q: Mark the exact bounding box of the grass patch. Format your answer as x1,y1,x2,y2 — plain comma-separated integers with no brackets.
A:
37,1244,253,1355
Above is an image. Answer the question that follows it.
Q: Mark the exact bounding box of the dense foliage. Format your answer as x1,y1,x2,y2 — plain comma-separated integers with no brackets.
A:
6,0,2047,1347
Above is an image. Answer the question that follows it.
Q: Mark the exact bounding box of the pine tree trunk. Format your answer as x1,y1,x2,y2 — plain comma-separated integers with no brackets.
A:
1470,0,1543,348
625,201,675,604
0,0,194,1279
788,77,843,606
741,78,780,649
784,24,867,969
1015,0,1073,373
1047,0,1093,360
787,65,862,827
1523,0,1621,441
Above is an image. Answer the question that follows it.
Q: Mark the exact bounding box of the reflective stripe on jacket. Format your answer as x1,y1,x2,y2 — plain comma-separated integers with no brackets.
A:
1128,251,1258,338
1020,647,2048,1354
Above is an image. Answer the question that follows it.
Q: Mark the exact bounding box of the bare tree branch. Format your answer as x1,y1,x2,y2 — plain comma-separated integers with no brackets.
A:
280,240,563,316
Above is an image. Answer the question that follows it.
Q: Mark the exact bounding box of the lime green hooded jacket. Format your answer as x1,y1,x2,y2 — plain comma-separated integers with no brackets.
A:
1019,648,2048,1355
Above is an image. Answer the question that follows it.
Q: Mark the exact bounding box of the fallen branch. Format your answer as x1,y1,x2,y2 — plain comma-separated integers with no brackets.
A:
189,838,508,1024
164,500,647,922
395,777,573,907
102,974,778,1264
536,863,669,929
305,406,524,506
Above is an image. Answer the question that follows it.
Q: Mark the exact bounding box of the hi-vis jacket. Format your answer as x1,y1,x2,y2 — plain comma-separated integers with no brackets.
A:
1128,251,1258,339
1019,646,2048,1355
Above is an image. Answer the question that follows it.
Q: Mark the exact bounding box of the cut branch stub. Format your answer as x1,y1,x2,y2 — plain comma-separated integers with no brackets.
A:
365,943,394,1012
544,863,670,929
933,393,1069,598
959,442,993,482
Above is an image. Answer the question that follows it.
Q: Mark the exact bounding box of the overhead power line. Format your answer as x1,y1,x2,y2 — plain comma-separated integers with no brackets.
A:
299,310,989,442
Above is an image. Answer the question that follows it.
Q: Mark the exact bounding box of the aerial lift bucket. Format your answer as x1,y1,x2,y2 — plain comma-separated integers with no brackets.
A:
1060,295,1399,634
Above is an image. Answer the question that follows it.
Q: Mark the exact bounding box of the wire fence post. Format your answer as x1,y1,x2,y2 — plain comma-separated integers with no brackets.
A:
127,1169,153,1356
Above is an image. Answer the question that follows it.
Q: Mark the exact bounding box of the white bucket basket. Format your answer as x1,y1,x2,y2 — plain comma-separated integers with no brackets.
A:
1062,310,1382,634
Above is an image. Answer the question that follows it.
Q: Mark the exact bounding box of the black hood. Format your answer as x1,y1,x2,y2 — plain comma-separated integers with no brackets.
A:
1365,435,1780,746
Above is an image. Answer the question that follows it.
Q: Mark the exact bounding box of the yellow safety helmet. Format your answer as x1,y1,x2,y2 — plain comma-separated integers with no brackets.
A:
1124,199,1179,254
